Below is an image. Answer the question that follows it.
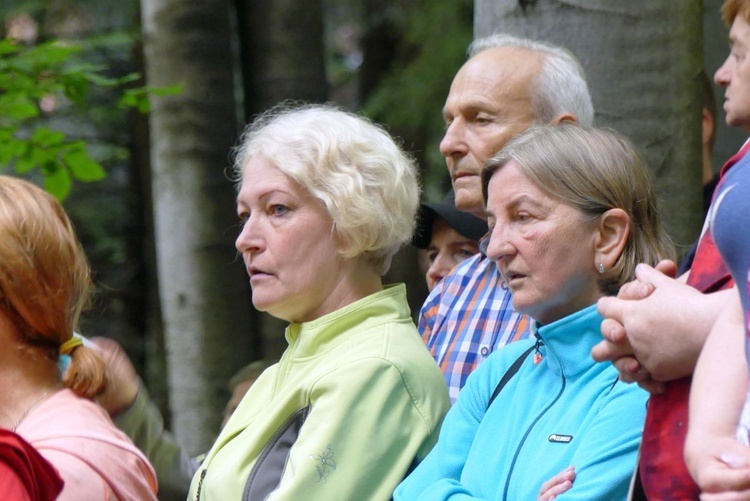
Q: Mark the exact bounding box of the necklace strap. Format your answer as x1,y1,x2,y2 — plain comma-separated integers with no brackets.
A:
12,390,51,432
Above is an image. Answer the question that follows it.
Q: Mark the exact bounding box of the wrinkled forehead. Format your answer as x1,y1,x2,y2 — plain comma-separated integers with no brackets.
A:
457,47,543,90
445,47,543,111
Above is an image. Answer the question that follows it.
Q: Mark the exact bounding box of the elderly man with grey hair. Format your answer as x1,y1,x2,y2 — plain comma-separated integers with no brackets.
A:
420,33,595,403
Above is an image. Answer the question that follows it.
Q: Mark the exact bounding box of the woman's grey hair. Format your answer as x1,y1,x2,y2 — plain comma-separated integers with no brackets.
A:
481,124,675,295
232,103,420,275
468,34,595,127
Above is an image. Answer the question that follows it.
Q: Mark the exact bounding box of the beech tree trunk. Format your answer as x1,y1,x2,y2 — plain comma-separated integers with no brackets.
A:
234,0,329,360
140,0,254,455
474,0,703,249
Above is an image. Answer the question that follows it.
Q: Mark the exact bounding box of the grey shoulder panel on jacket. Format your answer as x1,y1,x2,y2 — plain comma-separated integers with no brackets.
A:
243,405,310,501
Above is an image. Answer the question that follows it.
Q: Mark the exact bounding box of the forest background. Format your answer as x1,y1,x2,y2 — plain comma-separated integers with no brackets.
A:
0,0,740,455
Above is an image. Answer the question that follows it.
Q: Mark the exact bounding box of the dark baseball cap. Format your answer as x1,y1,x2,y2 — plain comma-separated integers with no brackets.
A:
412,190,488,249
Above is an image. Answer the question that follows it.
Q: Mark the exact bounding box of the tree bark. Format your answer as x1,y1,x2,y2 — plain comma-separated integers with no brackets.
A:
474,0,703,249
235,0,328,118
141,0,254,455
233,0,329,360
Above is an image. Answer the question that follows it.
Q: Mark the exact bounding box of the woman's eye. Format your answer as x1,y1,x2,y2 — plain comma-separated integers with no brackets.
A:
270,205,288,216
427,252,438,263
516,212,531,222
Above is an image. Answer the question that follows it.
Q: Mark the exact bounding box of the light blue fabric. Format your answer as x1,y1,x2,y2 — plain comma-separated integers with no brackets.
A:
395,304,647,501
57,332,88,374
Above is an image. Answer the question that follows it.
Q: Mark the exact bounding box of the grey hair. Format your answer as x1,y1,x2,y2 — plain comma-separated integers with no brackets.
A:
232,103,420,275
468,34,594,126
481,124,674,295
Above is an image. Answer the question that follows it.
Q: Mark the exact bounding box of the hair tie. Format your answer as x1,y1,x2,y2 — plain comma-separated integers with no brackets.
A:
59,336,83,355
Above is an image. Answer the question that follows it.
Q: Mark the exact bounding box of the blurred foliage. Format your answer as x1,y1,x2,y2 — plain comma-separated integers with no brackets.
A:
363,0,473,201
0,37,179,200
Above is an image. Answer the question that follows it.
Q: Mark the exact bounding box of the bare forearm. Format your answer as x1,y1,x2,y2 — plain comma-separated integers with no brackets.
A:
689,291,747,439
643,287,738,382
685,290,750,493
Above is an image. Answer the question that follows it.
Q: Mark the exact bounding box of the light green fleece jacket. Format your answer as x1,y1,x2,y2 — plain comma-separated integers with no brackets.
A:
188,284,450,500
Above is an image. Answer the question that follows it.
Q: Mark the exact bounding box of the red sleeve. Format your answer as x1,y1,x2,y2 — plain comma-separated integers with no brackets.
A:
0,429,64,501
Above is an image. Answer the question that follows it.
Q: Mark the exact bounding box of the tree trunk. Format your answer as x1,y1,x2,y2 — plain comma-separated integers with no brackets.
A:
474,0,703,249
235,0,328,118
140,0,254,455
128,30,170,425
234,0,329,361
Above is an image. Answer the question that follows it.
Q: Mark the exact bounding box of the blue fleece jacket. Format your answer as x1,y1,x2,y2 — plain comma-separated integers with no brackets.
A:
394,304,647,500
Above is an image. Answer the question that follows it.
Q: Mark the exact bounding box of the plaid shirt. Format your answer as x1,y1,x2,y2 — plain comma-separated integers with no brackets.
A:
419,252,531,402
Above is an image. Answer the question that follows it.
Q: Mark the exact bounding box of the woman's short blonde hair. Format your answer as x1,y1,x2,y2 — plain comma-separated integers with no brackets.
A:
0,176,106,397
481,124,675,295
233,103,420,275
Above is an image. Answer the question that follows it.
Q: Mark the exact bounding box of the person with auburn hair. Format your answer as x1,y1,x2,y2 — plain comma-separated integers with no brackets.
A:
0,175,158,500
680,0,750,497
188,103,449,500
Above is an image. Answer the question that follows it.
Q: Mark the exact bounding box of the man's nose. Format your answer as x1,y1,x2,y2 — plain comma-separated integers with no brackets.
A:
440,120,468,160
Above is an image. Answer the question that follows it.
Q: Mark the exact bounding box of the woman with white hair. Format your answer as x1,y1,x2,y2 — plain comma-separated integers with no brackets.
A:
188,103,450,500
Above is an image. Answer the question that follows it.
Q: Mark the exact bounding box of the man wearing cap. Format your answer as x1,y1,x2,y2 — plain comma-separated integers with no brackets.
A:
413,191,487,292
421,34,594,402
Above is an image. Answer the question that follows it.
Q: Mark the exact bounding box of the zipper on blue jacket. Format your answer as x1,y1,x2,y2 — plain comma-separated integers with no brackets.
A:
501,339,566,501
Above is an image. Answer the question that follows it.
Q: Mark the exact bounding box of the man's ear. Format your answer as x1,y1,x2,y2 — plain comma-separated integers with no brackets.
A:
551,113,577,125
594,208,630,269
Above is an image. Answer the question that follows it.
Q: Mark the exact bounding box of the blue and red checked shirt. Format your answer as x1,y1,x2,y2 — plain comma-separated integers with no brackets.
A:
418,252,531,402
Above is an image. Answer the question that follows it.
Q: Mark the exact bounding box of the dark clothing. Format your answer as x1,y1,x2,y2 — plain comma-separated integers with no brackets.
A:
677,173,721,275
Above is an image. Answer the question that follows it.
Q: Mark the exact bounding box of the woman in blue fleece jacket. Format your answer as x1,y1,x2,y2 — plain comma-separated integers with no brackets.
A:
395,124,675,501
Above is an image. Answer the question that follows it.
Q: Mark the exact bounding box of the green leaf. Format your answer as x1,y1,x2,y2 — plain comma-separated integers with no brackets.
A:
117,73,141,85
0,95,38,120
31,127,65,147
0,30,163,195
15,152,36,174
43,163,72,201
119,84,183,113
0,135,25,164
0,40,22,57
63,148,106,182
62,77,89,103
30,42,80,67
82,72,120,87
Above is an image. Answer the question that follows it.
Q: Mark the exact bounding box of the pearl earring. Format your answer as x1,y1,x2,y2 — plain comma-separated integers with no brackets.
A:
597,262,604,274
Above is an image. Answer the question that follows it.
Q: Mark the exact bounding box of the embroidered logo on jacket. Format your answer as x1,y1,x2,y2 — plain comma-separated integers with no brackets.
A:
310,445,337,481
548,434,573,443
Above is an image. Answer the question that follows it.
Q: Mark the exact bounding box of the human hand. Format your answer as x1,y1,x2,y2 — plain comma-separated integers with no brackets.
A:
685,435,750,500
90,337,141,416
537,466,575,501
593,321,666,394
615,259,678,301
592,261,707,383
592,261,676,392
